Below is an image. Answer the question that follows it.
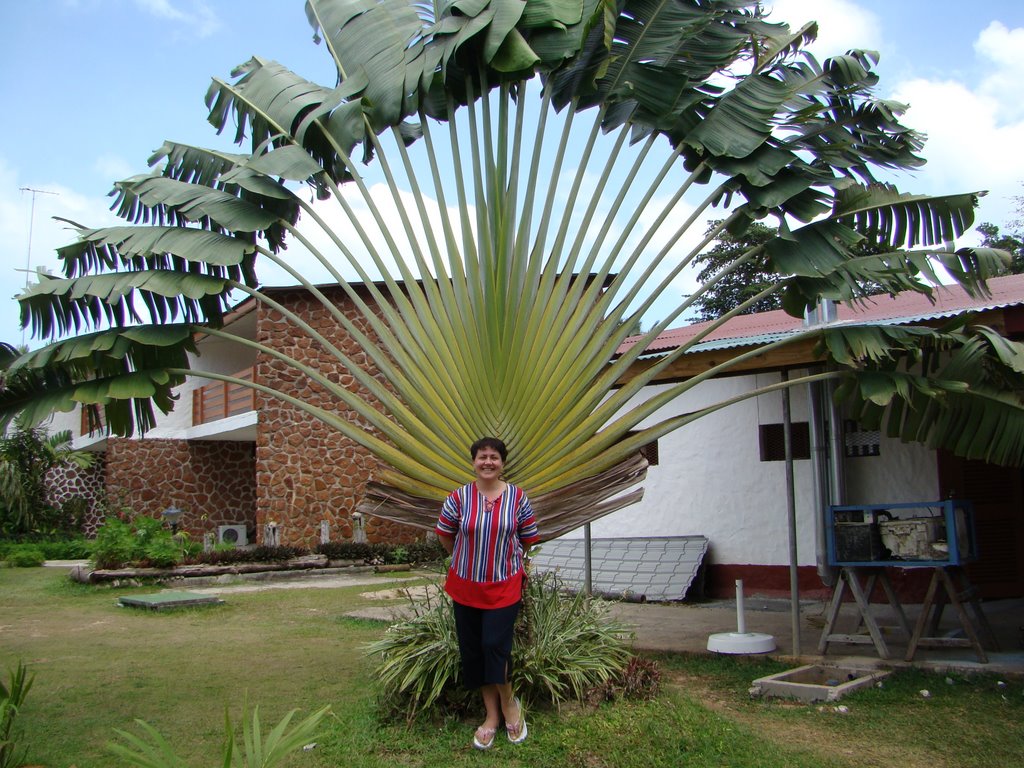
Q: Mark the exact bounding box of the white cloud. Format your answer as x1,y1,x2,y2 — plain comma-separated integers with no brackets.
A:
765,0,882,59
133,0,220,38
975,21,1024,124
94,154,138,184
888,77,1024,231
886,17,1024,235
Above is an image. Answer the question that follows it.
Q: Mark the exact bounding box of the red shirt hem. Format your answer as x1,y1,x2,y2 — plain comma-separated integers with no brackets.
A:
445,568,523,609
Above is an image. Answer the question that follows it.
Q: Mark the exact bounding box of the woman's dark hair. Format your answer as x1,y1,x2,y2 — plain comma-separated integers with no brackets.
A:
470,437,507,462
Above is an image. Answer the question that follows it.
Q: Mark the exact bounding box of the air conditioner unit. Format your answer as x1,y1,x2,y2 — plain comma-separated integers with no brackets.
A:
217,525,248,546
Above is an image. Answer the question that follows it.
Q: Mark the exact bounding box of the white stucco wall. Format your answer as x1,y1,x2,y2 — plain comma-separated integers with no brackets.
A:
44,407,80,436
845,435,939,505
47,314,259,444
567,371,818,566
564,369,943,569
147,331,257,435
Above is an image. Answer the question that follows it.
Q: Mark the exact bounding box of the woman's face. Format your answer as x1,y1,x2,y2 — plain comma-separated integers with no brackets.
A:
473,446,504,483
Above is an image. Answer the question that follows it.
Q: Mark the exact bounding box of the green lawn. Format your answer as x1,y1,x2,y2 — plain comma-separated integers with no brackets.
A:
1,567,1021,768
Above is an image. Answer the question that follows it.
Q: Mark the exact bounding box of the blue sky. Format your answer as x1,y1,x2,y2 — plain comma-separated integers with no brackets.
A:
3,0,1024,344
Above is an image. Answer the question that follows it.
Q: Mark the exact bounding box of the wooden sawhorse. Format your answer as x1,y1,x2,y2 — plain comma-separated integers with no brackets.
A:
904,566,998,663
818,567,912,660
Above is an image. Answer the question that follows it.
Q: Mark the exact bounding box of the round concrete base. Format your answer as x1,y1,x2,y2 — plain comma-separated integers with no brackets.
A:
706,631,776,654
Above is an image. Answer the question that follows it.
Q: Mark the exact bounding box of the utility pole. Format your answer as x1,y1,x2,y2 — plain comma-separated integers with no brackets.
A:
18,186,59,344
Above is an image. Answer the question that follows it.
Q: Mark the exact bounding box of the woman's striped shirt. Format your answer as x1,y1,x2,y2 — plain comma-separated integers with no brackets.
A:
436,482,540,609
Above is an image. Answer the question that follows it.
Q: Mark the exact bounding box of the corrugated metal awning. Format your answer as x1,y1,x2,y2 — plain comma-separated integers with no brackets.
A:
530,536,708,601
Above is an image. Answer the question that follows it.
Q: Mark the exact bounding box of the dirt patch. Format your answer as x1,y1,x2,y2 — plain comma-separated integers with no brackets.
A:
665,670,949,768
359,584,441,601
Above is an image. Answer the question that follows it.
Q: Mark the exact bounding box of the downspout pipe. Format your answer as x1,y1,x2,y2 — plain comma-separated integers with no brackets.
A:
809,379,837,587
804,301,843,587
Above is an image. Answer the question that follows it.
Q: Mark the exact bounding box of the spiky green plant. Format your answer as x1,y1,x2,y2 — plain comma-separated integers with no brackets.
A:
368,585,464,721
368,571,632,720
0,662,34,768
107,701,330,768
4,1,1024,538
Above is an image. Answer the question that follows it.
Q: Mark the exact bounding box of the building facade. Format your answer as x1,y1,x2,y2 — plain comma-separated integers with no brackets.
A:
46,275,1024,598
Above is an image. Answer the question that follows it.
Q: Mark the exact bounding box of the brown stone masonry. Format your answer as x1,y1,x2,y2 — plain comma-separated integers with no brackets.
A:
105,438,256,540
255,285,422,548
45,455,107,536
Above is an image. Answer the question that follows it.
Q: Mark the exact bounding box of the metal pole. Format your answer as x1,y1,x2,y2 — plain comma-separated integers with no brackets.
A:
583,521,593,596
781,370,801,655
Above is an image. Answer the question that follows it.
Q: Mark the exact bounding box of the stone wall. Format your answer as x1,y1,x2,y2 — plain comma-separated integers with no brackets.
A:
45,455,107,537
256,286,423,548
105,438,256,540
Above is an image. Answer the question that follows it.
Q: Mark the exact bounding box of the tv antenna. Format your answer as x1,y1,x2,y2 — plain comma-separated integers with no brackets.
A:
19,186,59,344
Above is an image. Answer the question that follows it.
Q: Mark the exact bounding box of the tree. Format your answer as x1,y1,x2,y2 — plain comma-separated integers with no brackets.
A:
0,426,94,537
3,0,1022,538
691,220,781,322
976,180,1024,272
977,222,1024,273
691,220,891,322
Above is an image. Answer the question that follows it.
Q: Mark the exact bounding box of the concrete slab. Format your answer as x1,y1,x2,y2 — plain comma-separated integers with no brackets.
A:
117,591,224,610
751,664,891,702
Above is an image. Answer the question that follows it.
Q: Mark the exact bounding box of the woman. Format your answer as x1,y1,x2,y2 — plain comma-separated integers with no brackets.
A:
435,437,540,749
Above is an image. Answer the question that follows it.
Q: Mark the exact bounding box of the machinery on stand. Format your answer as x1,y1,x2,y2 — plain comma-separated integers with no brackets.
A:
818,500,998,662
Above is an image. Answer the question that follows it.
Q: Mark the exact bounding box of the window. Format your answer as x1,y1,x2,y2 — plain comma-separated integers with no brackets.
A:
758,422,810,461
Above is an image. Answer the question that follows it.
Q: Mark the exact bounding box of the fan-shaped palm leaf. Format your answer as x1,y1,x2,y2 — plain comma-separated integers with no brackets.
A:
5,0,1023,541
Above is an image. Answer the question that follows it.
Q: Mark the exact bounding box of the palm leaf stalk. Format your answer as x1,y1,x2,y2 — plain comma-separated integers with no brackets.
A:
5,0,1024,542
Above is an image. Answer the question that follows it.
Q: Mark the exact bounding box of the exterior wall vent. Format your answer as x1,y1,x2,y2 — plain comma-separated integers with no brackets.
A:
758,422,811,461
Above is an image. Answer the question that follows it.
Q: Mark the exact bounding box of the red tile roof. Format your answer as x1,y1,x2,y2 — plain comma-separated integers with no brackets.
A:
620,273,1024,356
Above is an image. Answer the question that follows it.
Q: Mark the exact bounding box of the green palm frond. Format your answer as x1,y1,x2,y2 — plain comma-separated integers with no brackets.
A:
826,322,1024,467
5,0,1021,540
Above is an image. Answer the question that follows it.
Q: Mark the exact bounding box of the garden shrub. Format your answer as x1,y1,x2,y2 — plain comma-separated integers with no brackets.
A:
0,427,94,539
92,517,140,569
586,655,662,703
368,570,636,721
36,538,93,560
402,539,446,565
368,542,393,563
316,541,373,561
187,544,309,566
0,537,93,562
92,514,190,569
315,539,446,565
3,546,45,568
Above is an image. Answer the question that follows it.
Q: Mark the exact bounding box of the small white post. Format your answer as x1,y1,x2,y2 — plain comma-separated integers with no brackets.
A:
736,579,746,634
706,577,776,654
264,522,280,547
351,511,367,544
